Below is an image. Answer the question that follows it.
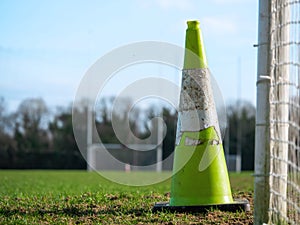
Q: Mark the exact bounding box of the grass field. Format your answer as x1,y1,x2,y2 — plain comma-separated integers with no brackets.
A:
0,170,254,224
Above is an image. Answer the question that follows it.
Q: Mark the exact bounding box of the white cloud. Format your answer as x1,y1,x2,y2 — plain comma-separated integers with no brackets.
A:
201,16,237,35
137,0,194,11
212,0,252,4
157,0,193,10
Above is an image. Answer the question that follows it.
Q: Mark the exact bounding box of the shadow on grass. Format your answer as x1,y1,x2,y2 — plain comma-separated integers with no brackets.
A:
0,203,253,224
0,205,242,218
0,206,226,219
0,206,149,218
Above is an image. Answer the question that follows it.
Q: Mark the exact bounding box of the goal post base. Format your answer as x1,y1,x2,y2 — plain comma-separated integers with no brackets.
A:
152,199,250,213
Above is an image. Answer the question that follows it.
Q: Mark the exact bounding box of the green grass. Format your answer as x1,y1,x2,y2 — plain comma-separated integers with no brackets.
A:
0,170,254,224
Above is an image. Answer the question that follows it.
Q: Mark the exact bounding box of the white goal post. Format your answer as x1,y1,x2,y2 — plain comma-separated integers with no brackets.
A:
255,0,300,224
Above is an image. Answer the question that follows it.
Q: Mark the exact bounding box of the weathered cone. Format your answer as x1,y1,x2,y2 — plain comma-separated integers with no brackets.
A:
153,20,249,213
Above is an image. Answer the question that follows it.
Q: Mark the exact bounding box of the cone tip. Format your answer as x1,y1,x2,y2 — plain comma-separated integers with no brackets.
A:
187,20,200,29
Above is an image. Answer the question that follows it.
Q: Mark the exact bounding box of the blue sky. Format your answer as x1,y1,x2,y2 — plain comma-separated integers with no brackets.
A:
0,0,258,111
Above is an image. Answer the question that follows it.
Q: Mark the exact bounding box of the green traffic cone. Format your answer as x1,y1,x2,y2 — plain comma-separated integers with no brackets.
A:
153,20,249,213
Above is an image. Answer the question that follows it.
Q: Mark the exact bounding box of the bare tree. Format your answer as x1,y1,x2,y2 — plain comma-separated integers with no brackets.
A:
14,98,49,153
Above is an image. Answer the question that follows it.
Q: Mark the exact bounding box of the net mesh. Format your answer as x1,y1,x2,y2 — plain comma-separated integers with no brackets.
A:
269,0,300,224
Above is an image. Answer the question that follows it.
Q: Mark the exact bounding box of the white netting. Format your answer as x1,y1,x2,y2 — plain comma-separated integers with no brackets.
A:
269,0,300,224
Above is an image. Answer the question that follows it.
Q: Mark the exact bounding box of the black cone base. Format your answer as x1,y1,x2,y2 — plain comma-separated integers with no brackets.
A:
152,199,250,213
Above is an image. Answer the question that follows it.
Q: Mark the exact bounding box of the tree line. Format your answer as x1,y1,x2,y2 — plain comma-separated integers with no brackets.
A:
0,97,255,170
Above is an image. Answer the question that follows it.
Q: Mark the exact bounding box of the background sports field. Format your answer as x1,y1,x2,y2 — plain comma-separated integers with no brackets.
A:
0,171,253,224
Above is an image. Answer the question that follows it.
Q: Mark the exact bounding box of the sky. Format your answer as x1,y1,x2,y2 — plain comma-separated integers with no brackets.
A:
0,0,258,112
